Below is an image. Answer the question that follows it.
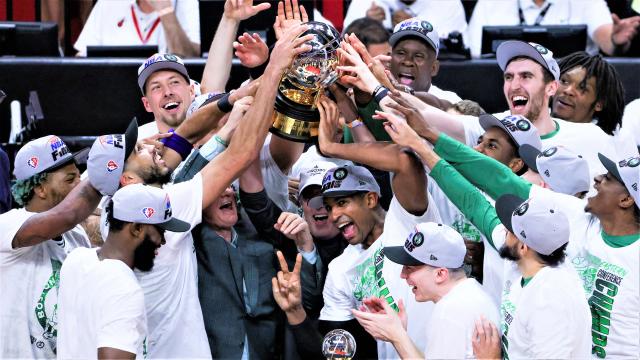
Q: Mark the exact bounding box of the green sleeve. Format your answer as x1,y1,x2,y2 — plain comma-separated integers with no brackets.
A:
342,100,390,144
430,159,501,249
433,133,532,200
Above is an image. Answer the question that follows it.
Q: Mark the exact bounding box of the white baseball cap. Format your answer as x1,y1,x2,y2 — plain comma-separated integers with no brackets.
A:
138,53,190,93
389,18,440,56
87,119,138,196
384,222,466,268
111,183,190,232
321,165,381,198
520,145,590,195
496,194,570,255
13,135,82,180
298,161,338,200
598,153,640,207
497,41,560,81
479,114,542,150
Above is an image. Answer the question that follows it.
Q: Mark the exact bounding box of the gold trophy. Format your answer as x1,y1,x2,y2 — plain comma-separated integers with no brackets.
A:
271,21,341,142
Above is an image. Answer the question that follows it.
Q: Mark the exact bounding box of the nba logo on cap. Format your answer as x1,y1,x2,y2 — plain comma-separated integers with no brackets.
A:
106,160,118,172
142,207,155,219
27,156,39,169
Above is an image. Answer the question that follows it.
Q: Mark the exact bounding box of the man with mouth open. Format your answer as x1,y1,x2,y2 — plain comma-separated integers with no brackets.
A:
57,184,190,359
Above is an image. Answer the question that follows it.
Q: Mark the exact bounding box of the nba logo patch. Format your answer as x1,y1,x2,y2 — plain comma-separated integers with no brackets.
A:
27,156,39,169
142,207,155,219
106,160,118,172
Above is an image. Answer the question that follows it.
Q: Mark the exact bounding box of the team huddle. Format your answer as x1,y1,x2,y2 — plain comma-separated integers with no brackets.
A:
1,0,639,359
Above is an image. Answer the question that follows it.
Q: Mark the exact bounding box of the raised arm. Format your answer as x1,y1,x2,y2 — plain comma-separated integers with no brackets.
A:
150,0,199,57
200,0,271,93
13,180,101,248
199,24,313,209
317,96,428,215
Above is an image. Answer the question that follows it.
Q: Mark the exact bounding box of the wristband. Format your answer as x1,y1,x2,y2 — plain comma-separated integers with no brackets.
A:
156,6,174,17
373,86,390,104
161,129,193,161
213,135,228,148
347,119,364,129
217,93,233,113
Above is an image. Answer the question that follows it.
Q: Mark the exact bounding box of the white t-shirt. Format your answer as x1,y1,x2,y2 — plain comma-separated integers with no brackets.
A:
320,195,441,358
57,248,146,359
134,173,211,358
530,186,640,358
137,121,159,141
0,208,90,359
429,84,463,104
74,0,200,56
622,98,640,149
261,135,295,212
424,278,500,359
468,0,613,57
500,265,591,359
463,113,617,188
342,0,468,38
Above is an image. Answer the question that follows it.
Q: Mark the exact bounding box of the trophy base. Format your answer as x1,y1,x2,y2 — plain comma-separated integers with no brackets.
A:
270,85,320,143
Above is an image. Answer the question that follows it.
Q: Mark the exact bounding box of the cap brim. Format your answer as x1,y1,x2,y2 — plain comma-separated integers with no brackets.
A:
383,246,425,266
497,41,547,73
389,31,438,54
156,217,190,232
39,146,90,174
495,194,526,234
138,62,190,92
598,153,624,185
518,144,541,173
322,190,367,198
124,118,138,161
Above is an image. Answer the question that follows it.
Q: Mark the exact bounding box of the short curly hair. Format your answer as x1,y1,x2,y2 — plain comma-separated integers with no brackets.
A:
11,172,49,206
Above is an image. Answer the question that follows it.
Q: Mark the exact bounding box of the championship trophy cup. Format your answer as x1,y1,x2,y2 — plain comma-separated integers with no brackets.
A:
271,21,341,142
322,329,357,360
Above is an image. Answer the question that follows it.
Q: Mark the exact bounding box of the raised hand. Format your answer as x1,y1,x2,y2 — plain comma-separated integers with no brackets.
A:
337,41,380,94
317,95,341,153
472,316,502,360
274,212,314,252
148,0,173,12
366,1,386,22
224,0,271,21
373,110,422,149
328,84,358,124
611,14,640,50
233,32,269,68
268,23,313,73
271,251,306,325
273,0,309,40
229,79,261,104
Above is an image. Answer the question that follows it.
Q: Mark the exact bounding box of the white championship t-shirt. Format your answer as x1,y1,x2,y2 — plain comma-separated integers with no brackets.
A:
424,278,499,359
320,194,441,358
530,185,640,358
0,208,90,359
134,173,211,358
57,247,147,359
74,0,200,56
500,265,591,359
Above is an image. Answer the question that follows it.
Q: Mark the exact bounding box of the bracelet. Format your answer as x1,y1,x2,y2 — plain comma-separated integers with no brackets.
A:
373,87,390,104
161,129,193,161
217,93,233,113
156,6,175,17
347,119,364,129
213,135,228,148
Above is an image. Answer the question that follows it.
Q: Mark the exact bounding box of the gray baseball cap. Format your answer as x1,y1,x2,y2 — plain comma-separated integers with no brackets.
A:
520,145,590,195
496,194,570,255
111,183,190,232
137,53,190,93
384,222,466,268
87,119,138,196
321,165,381,198
598,153,640,207
497,41,560,81
389,18,440,57
480,114,542,150
13,135,83,180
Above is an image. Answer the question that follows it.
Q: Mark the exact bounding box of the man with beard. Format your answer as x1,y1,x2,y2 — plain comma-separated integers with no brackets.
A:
385,114,640,359
86,24,313,358
57,184,190,359
0,136,95,359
